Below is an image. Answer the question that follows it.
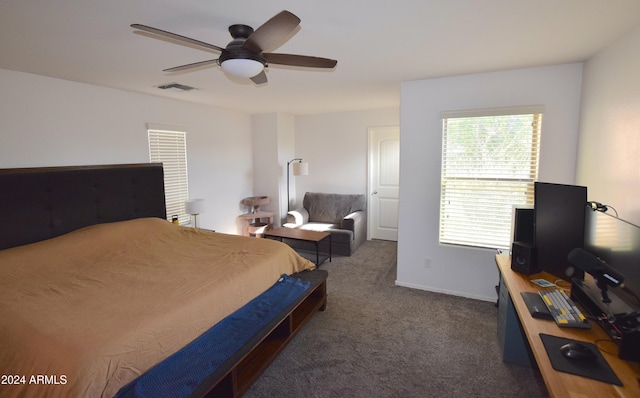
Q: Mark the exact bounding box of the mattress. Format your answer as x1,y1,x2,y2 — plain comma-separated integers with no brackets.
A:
0,218,315,398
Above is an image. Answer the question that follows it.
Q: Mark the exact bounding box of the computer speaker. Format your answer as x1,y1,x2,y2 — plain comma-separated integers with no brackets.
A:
512,206,534,245
511,241,539,275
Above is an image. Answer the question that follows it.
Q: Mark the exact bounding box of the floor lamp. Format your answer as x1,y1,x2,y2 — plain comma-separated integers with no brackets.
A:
185,199,205,228
287,158,309,212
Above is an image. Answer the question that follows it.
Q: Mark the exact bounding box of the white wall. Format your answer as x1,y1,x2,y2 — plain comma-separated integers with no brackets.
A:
398,64,584,301
0,69,253,234
276,114,297,222
0,69,400,236
577,24,640,225
251,112,295,225
293,108,400,203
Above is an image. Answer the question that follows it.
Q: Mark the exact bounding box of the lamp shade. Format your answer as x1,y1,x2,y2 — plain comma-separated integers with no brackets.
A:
185,199,205,215
220,59,264,78
292,162,309,176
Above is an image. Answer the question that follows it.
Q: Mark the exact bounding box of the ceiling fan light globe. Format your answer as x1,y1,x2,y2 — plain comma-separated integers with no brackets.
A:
220,59,264,78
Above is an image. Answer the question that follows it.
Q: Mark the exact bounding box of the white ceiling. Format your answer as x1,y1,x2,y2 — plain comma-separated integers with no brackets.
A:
2,0,640,115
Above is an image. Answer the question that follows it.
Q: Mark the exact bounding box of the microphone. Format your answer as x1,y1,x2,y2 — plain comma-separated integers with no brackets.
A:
568,248,625,288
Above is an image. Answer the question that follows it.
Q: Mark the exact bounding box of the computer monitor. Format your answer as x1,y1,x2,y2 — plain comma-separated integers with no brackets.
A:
534,182,587,281
584,207,640,308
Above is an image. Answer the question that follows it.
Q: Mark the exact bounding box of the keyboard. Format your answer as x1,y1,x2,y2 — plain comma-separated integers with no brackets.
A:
539,289,591,329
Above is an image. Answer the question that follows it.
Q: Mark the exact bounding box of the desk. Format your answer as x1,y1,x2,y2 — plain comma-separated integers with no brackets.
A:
496,254,640,397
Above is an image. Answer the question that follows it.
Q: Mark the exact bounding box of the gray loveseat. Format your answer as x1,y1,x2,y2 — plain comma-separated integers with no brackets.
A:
284,192,367,256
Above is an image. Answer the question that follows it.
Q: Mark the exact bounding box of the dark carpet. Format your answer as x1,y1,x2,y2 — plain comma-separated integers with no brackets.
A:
245,240,548,398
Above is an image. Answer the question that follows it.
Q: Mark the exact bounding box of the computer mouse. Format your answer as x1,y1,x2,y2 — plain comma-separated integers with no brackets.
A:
560,342,596,361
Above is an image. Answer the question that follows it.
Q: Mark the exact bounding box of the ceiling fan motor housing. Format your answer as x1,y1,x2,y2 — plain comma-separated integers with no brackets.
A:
218,24,266,66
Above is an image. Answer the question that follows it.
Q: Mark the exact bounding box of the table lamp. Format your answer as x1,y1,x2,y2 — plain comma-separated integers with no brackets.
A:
185,199,205,228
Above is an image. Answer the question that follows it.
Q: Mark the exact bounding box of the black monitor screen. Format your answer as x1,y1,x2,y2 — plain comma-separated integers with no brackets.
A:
584,208,640,306
534,182,587,280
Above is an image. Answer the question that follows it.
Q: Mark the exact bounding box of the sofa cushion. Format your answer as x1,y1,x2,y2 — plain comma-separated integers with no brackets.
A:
303,192,366,224
299,223,353,243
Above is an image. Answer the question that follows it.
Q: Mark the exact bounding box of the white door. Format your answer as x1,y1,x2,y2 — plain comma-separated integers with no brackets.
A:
368,126,400,241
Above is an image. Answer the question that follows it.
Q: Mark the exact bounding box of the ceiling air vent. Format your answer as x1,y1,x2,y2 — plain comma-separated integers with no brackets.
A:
156,83,197,92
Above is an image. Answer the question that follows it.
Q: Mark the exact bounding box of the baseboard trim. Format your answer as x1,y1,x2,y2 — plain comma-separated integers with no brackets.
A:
394,280,495,302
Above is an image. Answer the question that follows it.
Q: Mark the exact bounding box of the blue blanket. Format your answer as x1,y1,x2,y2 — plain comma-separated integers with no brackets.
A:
115,274,310,398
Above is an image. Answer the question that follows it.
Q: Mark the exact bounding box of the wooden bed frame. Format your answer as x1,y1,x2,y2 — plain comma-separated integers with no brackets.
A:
0,163,327,398
194,270,326,397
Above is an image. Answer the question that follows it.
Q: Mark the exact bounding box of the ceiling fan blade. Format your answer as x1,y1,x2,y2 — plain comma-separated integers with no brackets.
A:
250,70,268,85
163,59,219,73
243,10,300,53
263,53,337,69
131,24,224,52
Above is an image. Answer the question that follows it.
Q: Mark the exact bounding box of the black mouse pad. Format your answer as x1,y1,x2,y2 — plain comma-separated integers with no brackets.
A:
539,333,622,386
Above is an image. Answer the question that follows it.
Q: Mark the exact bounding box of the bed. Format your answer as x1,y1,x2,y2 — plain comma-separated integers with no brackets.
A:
0,163,328,398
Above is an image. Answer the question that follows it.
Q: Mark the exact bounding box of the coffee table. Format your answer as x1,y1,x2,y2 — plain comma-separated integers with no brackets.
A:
264,227,332,266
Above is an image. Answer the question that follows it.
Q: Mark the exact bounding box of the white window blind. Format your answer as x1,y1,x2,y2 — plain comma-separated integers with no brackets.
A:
439,107,542,249
148,128,189,225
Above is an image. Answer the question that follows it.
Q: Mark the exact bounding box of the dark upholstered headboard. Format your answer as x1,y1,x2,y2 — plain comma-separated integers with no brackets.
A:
0,163,166,250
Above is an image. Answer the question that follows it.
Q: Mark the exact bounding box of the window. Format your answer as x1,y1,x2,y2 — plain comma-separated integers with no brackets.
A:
439,106,543,249
147,127,189,225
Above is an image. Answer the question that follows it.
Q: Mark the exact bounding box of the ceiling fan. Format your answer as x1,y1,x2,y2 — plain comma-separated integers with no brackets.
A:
131,10,337,85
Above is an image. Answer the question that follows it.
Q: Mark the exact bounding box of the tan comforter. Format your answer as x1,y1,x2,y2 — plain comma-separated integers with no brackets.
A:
0,218,314,398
